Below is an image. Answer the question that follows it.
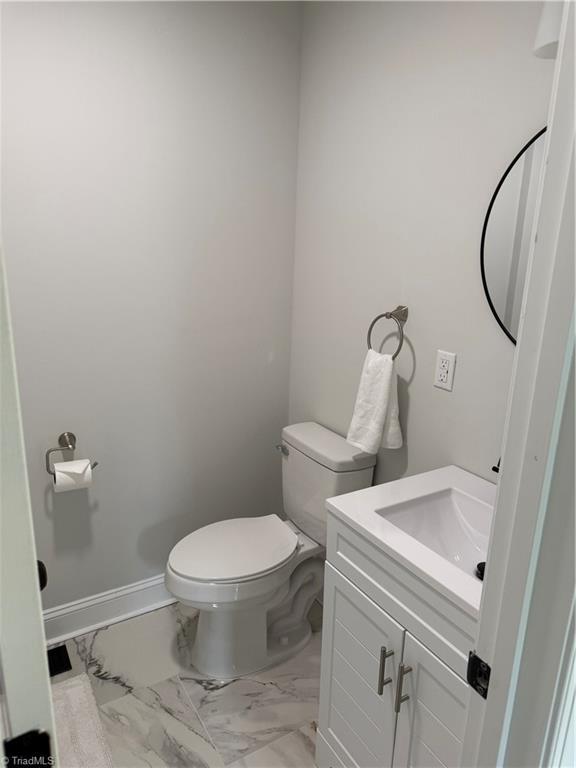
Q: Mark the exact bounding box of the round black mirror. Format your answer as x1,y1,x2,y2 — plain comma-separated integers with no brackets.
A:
480,127,547,344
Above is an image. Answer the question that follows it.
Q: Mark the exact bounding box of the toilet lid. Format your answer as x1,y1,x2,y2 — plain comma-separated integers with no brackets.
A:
168,515,299,582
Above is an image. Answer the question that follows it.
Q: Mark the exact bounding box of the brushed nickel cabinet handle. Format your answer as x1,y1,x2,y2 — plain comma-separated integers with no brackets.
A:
394,663,412,713
377,646,394,694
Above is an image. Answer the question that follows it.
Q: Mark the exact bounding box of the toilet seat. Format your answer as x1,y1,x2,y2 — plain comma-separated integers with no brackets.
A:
168,514,299,583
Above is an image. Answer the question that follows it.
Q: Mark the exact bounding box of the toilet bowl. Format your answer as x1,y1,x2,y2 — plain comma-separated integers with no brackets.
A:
165,422,376,679
166,516,324,678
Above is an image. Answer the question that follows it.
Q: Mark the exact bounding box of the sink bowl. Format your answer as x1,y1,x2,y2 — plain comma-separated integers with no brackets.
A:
326,465,496,615
378,487,491,577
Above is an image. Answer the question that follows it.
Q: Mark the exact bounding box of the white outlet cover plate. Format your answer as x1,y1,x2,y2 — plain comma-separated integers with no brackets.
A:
434,350,456,391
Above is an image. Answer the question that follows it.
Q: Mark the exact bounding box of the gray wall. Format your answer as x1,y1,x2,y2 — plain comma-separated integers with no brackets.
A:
289,2,554,484
2,2,555,611
2,2,302,608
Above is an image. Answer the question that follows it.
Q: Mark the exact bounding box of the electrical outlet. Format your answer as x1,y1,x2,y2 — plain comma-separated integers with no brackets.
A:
434,350,456,391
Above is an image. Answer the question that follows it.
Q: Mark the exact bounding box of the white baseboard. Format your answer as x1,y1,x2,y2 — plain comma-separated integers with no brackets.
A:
43,573,176,647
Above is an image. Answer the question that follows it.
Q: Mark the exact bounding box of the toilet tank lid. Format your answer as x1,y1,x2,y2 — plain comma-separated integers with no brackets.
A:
282,422,376,472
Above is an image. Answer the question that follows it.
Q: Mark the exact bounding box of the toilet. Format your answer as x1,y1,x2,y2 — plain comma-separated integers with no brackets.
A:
165,422,375,679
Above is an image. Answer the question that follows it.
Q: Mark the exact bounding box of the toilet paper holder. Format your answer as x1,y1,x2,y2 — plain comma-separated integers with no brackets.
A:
45,432,99,478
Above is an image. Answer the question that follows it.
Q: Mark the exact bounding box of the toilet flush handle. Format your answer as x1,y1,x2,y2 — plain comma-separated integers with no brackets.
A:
275,444,289,456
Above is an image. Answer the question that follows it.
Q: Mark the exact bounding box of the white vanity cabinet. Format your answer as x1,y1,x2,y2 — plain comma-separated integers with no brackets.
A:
317,564,471,768
317,467,493,768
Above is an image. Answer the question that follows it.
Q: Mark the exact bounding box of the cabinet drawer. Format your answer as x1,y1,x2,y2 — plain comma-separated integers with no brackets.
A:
317,564,403,768
327,512,476,678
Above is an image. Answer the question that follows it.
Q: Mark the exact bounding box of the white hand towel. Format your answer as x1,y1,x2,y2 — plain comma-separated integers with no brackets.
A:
346,350,403,454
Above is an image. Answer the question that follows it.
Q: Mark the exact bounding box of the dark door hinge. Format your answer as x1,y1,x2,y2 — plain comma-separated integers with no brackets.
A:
3,730,52,766
37,560,48,592
467,651,491,699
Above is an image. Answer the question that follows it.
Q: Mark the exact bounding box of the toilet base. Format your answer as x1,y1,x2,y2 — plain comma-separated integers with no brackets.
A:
267,617,312,667
189,552,324,679
191,607,313,680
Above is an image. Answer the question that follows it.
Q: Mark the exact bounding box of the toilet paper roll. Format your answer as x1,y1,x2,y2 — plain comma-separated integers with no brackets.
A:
53,459,93,493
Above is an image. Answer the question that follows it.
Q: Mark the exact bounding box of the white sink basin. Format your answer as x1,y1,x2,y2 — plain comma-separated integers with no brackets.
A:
326,466,496,615
379,487,491,577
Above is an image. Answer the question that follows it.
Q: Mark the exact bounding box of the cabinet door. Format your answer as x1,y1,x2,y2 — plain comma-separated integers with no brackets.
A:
317,563,404,768
392,634,470,768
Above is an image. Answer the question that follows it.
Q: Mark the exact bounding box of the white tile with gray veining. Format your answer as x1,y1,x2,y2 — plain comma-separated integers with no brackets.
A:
181,632,322,765
100,676,223,768
228,723,317,768
51,602,323,766
66,604,198,705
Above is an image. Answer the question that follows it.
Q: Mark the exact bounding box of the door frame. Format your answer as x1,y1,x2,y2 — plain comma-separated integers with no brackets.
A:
0,4,56,759
461,3,575,765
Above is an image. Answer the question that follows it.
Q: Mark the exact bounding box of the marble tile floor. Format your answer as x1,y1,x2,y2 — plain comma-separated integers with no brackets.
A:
51,602,322,768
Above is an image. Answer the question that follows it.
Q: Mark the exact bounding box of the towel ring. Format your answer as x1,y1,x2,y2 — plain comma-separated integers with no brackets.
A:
367,305,409,360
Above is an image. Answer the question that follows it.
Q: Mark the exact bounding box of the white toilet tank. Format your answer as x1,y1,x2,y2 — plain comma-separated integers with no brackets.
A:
280,422,376,546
